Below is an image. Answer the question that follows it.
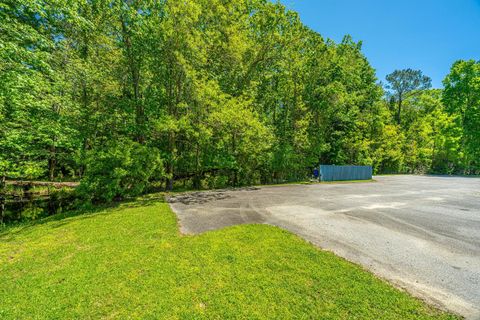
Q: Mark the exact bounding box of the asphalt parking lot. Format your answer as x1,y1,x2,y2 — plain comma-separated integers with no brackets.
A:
168,175,480,319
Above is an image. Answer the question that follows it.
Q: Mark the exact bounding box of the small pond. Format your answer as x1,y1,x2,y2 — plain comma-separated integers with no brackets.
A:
1,182,77,224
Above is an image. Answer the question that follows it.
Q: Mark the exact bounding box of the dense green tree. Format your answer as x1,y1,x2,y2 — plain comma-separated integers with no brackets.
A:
78,139,164,202
1,0,55,181
443,60,480,174
401,90,459,173
1,0,478,215
385,69,432,125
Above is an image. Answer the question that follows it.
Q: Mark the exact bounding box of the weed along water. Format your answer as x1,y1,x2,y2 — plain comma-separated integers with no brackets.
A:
1,181,77,224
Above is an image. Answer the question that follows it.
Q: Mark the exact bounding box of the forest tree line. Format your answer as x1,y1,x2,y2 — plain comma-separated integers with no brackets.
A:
1,0,479,202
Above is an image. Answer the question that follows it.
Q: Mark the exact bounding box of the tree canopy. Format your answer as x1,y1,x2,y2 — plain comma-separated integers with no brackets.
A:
385,69,432,124
1,0,479,204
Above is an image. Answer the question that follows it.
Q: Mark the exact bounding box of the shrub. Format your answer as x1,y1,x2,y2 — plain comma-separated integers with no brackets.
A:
78,140,164,202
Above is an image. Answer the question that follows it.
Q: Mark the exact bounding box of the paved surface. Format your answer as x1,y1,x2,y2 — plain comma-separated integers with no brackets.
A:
168,176,480,319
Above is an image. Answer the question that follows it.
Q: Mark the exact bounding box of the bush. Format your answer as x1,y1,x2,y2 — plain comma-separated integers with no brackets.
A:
78,140,164,202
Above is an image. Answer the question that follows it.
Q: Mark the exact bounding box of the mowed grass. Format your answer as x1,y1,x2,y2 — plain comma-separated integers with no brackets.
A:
0,197,459,319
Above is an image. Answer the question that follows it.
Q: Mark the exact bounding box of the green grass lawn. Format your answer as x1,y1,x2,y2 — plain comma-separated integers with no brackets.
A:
0,196,459,319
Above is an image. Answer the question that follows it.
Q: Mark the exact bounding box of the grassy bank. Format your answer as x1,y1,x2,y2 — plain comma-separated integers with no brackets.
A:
0,196,458,319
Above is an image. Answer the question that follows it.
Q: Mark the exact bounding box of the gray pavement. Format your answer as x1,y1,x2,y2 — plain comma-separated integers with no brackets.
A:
168,175,480,319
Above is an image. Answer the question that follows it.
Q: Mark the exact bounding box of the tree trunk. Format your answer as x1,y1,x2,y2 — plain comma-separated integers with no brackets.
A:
132,62,144,144
121,14,145,144
166,132,175,191
48,144,56,181
0,174,6,224
396,95,403,125
231,133,238,187
80,57,90,179
193,144,201,190
167,165,174,191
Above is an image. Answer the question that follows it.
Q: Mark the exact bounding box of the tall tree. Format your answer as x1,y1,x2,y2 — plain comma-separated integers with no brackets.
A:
385,69,432,125
443,60,480,173
3,0,478,214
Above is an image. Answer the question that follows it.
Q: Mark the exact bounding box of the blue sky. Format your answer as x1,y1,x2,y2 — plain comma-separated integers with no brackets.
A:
283,0,480,88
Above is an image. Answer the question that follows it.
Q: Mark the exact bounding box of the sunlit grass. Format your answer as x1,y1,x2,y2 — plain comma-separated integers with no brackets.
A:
0,196,458,319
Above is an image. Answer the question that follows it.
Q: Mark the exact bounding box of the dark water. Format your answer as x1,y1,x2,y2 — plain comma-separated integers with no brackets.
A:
1,188,76,223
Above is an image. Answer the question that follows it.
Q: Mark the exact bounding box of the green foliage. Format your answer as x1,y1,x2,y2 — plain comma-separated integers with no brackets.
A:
0,200,459,319
400,90,458,173
385,69,432,124
77,140,164,202
443,60,480,174
1,0,478,199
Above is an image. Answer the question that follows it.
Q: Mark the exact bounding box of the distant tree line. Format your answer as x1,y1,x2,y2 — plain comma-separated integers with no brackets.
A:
1,0,479,202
